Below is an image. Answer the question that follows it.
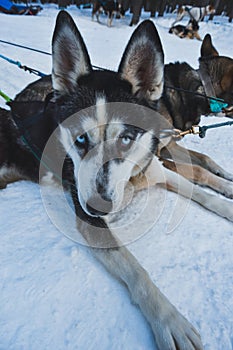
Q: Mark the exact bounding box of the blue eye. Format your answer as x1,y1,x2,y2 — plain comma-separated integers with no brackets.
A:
76,134,87,146
117,135,134,150
75,134,88,148
121,136,131,146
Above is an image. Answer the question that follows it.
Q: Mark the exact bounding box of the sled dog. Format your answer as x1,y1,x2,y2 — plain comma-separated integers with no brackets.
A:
172,4,215,26
157,33,233,200
92,0,121,26
0,11,233,350
169,19,202,40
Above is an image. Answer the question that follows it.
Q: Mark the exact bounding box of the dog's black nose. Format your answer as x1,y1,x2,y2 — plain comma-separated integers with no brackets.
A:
86,196,113,217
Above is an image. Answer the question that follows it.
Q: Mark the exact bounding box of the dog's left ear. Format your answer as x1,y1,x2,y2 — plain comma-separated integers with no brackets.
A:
200,34,219,57
52,11,92,94
118,20,164,101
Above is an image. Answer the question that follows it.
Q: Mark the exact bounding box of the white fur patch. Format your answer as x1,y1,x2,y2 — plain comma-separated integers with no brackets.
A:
59,125,75,157
81,96,107,144
106,131,155,210
0,165,22,183
106,118,124,140
96,96,107,126
40,172,59,187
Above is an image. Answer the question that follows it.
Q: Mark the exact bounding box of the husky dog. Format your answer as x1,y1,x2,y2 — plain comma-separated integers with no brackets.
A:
2,14,232,209
169,19,202,41
162,33,233,130
0,11,233,350
156,33,233,200
92,0,121,26
172,4,215,27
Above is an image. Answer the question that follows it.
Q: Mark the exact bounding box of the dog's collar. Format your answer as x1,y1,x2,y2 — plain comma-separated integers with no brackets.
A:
197,62,216,98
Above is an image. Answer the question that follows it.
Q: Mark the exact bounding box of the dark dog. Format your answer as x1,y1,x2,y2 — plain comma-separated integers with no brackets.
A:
158,33,233,198
162,33,233,130
169,19,202,40
92,0,121,26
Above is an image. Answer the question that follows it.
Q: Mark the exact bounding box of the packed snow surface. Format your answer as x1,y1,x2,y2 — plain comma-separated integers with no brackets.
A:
0,5,233,350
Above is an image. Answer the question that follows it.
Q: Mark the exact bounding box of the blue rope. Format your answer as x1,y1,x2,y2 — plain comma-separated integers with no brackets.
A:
0,53,47,77
199,120,233,138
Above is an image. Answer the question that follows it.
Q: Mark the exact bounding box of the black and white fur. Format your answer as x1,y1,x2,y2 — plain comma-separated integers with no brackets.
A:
1,11,233,350
172,5,215,27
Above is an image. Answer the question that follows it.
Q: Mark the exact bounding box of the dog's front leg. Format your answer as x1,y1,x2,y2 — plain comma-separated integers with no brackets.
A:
161,140,233,182
93,246,203,350
162,159,233,199
76,206,203,350
131,157,233,221
164,167,233,222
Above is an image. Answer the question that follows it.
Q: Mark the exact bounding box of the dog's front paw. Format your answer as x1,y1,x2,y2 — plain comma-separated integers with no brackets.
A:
151,305,203,350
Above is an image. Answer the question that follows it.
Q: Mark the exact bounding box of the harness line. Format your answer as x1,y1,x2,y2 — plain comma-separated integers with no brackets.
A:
165,85,229,113
0,53,46,77
1,39,230,111
0,89,11,102
1,40,232,142
161,120,233,139
0,39,104,70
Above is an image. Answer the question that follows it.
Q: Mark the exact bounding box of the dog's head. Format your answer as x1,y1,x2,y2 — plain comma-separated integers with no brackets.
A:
199,34,233,107
206,5,215,15
50,11,164,217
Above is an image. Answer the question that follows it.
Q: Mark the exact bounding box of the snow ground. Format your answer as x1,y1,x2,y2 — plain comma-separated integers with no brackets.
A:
0,5,233,350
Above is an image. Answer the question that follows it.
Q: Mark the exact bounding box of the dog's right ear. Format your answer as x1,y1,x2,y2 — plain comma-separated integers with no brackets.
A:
52,11,92,94
118,20,164,102
200,34,219,57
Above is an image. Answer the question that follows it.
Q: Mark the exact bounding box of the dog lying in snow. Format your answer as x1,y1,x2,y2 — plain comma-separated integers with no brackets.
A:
169,19,202,40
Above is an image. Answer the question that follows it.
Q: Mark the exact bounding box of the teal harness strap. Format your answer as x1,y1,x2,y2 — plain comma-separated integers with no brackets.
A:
209,98,228,113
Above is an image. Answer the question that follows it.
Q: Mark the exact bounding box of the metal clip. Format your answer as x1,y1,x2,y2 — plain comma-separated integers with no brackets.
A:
191,125,200,134
177,126,200,137
223,105,233,117
159,129,177,139
160,126,200,140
